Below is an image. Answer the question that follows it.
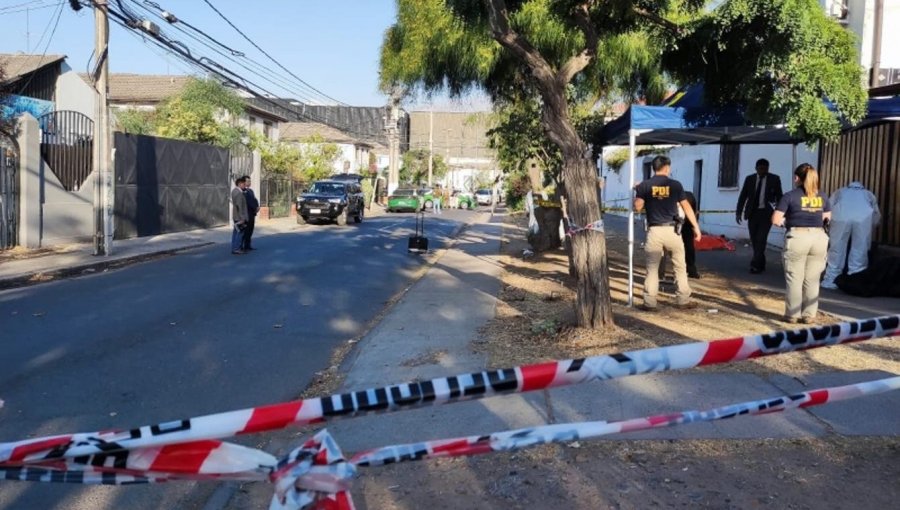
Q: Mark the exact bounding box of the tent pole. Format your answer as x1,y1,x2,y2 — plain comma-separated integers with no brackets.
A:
627,129,637,307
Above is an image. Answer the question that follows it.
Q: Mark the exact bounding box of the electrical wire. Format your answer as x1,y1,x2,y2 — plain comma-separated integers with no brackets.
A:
101,2,384,143
127,0,326,106
11,0,64,95
200,0,347,106
116,0,380,140
0,0,60,14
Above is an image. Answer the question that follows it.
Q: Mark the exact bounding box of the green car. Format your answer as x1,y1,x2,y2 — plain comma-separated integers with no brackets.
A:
387,188,423,212
455,192,475,210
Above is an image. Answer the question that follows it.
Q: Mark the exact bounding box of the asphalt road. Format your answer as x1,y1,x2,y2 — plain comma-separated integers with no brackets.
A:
0,210,471,510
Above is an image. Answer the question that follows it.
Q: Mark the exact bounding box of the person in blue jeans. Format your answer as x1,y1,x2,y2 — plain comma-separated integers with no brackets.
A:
433,193,442,214
231,177,248,254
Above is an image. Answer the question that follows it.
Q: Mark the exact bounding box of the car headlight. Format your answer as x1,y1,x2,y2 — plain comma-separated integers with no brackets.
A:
328,198,342,204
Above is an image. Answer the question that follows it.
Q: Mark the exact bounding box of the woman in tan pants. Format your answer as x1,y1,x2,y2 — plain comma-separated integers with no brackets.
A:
772,164,832,324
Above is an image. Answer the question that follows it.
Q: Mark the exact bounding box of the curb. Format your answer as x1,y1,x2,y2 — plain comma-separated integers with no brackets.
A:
0,242,213,291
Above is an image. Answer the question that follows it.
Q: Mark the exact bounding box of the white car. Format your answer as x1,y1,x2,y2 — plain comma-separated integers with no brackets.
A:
475,189,493,205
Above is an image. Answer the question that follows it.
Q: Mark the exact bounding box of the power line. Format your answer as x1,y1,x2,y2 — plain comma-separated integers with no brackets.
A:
127,0,327,106
199,0,347,106
100,2,384,143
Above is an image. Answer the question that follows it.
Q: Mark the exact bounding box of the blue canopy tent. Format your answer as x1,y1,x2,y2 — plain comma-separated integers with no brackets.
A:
600,86,808,306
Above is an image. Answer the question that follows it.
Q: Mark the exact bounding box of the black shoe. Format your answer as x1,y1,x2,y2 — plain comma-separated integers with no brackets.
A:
232,250,246,255
640,304,658,312
750,267,763,274
674,302,699,310
688,272,701,279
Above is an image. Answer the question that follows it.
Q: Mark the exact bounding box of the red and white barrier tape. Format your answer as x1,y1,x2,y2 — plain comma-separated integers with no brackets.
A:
1,315,899,509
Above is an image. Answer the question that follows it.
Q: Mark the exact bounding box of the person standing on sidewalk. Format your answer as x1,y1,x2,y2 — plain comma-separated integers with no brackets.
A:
682,190,701,279
241,175,260,250
432,189,442,215
821,181,880,289
736,159,783,274
634,156,702,310
231,177,249,255
772,163,831,324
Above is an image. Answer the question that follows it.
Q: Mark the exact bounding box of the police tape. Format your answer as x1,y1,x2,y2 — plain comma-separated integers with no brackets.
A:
1,316,898,509
3,376,898,510
566,219,604,236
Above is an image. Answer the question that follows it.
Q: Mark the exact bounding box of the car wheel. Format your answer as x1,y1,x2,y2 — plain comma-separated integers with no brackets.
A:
424,200,433,210
297,214,307,225
336,208,348,226
355,205,363,223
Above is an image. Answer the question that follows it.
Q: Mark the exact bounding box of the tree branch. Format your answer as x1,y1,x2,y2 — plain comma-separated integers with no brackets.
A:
482,0,556,86
558,2,599,86
633,7,682,36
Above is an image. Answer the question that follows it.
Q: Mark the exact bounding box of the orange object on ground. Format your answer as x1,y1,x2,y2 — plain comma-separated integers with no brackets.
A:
695,234,736,251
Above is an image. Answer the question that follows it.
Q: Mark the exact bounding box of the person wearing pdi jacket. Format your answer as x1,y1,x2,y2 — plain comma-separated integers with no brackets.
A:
822,181,881,290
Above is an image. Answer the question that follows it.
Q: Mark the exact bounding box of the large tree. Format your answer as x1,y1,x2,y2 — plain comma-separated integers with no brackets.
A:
381,0,865,329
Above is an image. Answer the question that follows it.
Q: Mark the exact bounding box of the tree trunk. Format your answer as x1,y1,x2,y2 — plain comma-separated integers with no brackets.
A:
563,153,614,328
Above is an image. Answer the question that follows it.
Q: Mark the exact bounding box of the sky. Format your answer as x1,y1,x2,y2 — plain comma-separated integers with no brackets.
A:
0,0,488,110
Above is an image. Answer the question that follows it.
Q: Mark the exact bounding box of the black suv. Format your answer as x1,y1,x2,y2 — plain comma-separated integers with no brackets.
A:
296,179,365,225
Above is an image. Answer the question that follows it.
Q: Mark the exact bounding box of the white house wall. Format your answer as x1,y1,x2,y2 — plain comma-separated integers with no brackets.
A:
600,143,817,249
55,66,96,118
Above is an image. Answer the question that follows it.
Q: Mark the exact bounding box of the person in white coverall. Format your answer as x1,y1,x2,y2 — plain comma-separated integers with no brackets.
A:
822,182,881,289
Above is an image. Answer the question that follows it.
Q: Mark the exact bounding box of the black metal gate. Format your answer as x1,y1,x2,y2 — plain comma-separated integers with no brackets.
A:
38,110,94,192
0,143,18,250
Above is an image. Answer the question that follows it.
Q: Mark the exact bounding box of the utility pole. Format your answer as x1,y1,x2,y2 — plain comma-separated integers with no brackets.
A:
427,109,433,187
93,0,112,255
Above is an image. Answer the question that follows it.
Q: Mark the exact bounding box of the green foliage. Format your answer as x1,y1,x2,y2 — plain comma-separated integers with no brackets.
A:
400,149,448,185
361,178,375,206
114,108,156,135
504,170,532,211
663,0,867,142
248,131,302,176
294,133,341,182
154,78,246,147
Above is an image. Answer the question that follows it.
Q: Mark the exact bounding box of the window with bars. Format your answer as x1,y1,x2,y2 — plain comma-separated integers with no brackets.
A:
718,144,740,188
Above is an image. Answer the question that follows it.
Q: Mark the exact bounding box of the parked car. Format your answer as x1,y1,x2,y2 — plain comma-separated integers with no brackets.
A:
455,192,475,210
387,188,422,212
475,189,493,206
296,179,365,225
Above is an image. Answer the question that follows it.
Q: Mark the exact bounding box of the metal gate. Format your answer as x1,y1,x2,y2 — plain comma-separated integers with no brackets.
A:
38,110,94,192
0,143,18,250
229,143,253,182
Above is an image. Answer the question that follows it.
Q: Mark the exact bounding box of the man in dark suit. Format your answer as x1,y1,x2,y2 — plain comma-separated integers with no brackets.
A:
241,175,260,251
736,158,783,273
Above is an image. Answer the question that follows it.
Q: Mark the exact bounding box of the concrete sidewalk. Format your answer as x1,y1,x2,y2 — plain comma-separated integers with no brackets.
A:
323,211,900,460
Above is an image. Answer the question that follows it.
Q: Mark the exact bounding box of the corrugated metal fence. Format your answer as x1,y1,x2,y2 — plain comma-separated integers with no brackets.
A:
819,121,900,246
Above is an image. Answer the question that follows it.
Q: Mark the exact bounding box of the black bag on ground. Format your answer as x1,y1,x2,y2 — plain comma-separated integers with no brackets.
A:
835,251,900,298
408,212,429,253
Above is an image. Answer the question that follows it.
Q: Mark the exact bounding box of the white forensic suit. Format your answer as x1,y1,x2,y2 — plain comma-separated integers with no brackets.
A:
822,182,881,289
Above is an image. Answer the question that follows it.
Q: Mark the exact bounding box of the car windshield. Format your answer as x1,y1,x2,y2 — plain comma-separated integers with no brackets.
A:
309,182,344,195
392,189,416,196
476,190,491,196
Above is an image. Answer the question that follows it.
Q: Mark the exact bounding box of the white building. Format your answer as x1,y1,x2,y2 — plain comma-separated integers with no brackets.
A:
280,122,373,176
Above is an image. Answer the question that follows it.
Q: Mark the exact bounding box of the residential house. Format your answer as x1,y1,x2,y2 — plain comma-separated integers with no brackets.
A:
280,121,374,176
97,74,286,141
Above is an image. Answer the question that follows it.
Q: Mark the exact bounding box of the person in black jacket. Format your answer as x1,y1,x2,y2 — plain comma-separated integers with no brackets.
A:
736,158,783,273
241,176,260,251
683,191,700,278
